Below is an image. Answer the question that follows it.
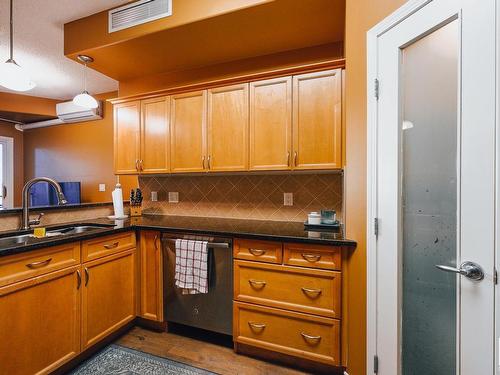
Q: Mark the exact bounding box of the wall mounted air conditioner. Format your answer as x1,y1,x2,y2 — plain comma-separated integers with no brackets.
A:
14,101,103,131
56,100,103,123
109,0,172,33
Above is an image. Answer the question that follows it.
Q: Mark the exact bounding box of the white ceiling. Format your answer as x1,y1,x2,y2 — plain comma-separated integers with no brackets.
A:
0,0,128,100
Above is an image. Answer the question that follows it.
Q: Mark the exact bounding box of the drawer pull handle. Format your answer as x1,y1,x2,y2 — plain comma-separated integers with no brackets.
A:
26,258,52,269
248,322,266,331
301,332,322,344
154,235,159,251
302,253,322,262
301,287,323,298
249,248,266,256
104,242,119,249
248,279,267,288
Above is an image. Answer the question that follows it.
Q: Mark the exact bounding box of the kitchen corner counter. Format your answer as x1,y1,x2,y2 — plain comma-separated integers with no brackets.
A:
0,215,356,257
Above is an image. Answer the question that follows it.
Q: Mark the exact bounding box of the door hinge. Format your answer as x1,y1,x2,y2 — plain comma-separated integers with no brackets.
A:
374,78,380,100
374,355,379,373
494,268,498,284
374,217,379,237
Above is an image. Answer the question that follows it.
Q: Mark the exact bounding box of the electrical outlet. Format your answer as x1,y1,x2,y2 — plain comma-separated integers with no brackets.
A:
151,191,158,202
98,184,106,192
168,192,179,203
283,192,293,206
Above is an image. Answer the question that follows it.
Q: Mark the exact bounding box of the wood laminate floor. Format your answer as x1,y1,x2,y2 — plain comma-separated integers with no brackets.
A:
116,326,311,375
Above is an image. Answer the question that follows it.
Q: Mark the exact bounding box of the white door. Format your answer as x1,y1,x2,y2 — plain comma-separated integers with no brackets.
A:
367,0,496,374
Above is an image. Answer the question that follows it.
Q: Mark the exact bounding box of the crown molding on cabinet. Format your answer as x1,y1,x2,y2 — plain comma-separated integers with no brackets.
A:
109,58,345,105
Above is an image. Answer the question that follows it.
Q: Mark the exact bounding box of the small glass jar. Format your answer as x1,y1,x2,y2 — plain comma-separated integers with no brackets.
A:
320,209,337,224
307,212,321,225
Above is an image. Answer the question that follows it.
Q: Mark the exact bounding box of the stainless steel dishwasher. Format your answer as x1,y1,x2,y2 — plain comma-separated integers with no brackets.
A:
162,233,233,336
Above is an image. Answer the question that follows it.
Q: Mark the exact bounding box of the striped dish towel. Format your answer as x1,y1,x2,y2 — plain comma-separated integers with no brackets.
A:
174,239,209,294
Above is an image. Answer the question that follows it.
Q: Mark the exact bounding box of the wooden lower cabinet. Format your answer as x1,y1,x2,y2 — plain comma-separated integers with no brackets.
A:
234,302,340,366
0,266,81,375
138,231,164,321
82,249,136,349
233,238,344,370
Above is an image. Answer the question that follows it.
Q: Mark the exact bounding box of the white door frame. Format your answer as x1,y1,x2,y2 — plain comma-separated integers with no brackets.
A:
366,0,497,374
0,136,14,208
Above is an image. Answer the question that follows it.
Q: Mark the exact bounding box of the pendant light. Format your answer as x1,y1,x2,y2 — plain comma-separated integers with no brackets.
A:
0,0,36,91
73,55,98,109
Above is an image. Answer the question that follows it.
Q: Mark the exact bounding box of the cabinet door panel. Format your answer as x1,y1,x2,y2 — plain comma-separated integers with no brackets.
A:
141,97,170,173
208,84,249,171
292,70,342,170
114,101,141,174
250,77,292,170
170,91,207,173
0,267,81,375
139,231,163,321
82,250,136,349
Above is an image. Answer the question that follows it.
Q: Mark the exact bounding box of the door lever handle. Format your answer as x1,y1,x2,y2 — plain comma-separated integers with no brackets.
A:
436,261,484,281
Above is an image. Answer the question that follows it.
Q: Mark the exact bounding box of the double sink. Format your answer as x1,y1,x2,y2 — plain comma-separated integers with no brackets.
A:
0,223,116,248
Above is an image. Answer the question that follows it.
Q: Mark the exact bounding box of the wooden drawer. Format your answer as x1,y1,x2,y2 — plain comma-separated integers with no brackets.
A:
234,302,340,366
234,239,282,264
284,243,341,270
82,231,136,262
0,242,80,287
234,260,340,318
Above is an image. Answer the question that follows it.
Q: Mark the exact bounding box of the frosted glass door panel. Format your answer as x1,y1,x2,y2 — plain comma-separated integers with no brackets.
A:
401,20,458,375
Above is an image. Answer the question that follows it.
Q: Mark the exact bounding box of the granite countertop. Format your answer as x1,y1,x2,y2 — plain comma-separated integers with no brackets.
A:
0,215,356,257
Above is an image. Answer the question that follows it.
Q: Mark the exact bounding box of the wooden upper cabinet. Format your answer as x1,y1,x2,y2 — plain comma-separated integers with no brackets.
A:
249,77,292,171
114,101,141,174
170,91,207,173
140,97,170,174
292,69,342,170
207,84,249,172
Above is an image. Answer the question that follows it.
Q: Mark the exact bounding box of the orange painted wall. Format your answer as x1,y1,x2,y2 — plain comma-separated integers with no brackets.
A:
344,0,405,374
23,92,137,204
119,43,344,97
0,121,24,206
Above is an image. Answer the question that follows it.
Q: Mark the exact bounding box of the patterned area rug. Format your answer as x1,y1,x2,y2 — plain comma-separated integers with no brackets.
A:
70,344,218,375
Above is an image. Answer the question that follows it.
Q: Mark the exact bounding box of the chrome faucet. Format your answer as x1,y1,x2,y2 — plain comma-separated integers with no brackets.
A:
20,177,67,230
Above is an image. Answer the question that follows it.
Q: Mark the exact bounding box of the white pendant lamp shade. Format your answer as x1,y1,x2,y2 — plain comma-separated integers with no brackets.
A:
73,55,98,109
0,59,36,91
0,0,36,92
73,90,98,109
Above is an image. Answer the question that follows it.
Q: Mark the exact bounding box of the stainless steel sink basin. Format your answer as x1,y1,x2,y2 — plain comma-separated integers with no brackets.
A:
0,223,115,248
47,224,114,236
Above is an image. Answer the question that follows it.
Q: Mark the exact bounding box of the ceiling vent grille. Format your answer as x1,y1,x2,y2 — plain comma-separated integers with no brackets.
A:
109,0,172,33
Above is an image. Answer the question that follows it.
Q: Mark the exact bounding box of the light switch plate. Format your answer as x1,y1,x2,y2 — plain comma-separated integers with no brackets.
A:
168,192,179,203
283,192,293,206
151,191,158,202
99,184,106,192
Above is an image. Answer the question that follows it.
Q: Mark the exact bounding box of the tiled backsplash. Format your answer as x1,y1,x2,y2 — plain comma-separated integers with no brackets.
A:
139,173,343,223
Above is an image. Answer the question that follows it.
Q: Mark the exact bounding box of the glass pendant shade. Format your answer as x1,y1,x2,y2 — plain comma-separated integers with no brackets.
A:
0,59,36,91
73,90,98,109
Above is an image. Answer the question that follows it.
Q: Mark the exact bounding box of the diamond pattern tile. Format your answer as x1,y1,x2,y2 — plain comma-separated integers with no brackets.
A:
139,173,343,223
